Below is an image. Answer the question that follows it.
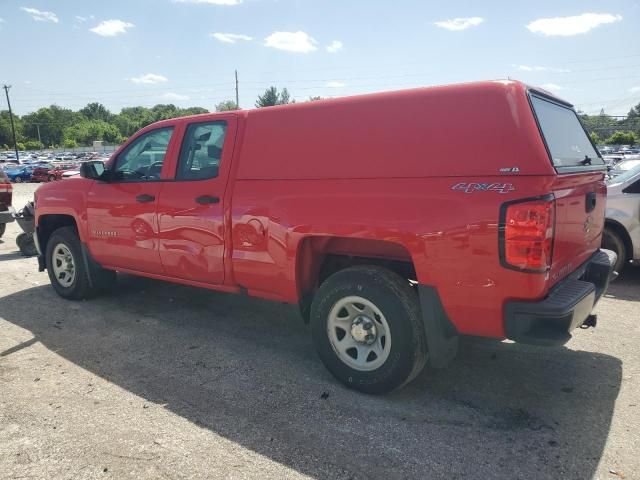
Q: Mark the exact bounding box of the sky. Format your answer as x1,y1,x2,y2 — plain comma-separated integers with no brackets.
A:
1,0,639,116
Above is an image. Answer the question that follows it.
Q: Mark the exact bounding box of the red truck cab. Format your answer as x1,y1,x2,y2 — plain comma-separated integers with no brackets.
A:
33,80,616,393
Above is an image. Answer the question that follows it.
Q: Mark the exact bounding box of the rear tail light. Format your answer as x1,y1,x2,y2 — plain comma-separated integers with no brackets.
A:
499,196,555,272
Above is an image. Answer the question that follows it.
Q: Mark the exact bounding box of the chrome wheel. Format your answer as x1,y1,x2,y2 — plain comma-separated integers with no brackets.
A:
327,296,391,371
14,176,22,183
51,243,75,288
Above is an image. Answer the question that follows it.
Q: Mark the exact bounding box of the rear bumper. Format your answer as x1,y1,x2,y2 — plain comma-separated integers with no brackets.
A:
0,206,16,224
504,249,616,346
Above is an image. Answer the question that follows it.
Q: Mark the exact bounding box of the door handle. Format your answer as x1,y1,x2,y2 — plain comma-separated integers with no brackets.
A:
136,194,155,203
195,195,220,204
585,192,597,213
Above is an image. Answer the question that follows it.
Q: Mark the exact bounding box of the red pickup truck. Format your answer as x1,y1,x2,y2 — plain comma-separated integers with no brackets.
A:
34,81,616,393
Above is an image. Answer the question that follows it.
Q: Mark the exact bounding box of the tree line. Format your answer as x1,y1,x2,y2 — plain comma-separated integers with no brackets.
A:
2,86,638,150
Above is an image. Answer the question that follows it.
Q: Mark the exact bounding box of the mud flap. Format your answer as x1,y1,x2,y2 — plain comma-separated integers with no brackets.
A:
416,285,459,368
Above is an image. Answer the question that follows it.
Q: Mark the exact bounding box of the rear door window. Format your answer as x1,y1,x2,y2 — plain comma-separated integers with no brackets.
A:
530,94,604,171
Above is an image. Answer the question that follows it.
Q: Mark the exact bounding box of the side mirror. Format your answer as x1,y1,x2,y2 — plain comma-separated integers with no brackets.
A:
80,160,106,180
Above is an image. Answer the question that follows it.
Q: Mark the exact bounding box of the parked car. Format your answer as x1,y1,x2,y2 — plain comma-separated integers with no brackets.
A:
0,168,14,237
33,81,615,393
3,164,34,183
46,163,80,182
603,165,640,273
30,163,55,182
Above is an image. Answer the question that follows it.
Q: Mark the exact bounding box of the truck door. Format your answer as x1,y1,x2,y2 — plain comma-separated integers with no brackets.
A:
86,126,176,274
157,116,237,284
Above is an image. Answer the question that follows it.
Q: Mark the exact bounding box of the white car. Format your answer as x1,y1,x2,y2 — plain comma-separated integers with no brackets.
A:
604,165,640,273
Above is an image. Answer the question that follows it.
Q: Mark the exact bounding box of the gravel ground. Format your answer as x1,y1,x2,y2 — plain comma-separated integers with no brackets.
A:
1,183,639,480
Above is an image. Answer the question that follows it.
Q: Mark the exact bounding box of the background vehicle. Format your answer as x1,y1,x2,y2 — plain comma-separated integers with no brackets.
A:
30,163,55,183
0,168,14,238
33,81,615,393
3,165,34,183
604,165,640,273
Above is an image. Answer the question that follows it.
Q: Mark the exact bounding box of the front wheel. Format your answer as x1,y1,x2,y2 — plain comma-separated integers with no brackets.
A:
45,226,116,299
14,176,22,183
602,228,627,274
310,266,427,394
48,174,56,182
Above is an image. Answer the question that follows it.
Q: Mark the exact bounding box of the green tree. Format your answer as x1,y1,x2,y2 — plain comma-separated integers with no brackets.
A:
215,100,239,112
605,131,637,145
589,132,601,144
63,139,78,148
63,120,123,146
255,87,293,107
80,102,113,122
24,140,44,150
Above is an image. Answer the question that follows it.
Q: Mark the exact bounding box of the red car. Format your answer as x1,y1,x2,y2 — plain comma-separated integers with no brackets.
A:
31,163,79,182
0,167,13,237
33,80,615,393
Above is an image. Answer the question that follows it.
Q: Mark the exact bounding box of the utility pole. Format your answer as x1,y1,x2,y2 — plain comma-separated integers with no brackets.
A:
2,85,19,163
235,70,239,109
36,123,42,145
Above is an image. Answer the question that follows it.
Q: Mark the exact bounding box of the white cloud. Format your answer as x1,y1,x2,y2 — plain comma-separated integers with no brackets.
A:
265,31,318,53
21,7,59,23
527,13,622,36
540,83,563,92
131,73,168,84
90,19,135,37
326,40,343,53
174,0,242,5
326,81,346,88
434,17,483,31
513,64,570,73
76,15,87,22
629,86,640,93
162,92,190,101
210,32,252,43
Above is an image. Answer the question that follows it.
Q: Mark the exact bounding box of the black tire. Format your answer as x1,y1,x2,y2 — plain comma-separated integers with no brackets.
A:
602,228,627,274
0,223,5,238
16,233,38,257
45,226,116,299
310,266,428,394
14,176,22,183
48,175,56,182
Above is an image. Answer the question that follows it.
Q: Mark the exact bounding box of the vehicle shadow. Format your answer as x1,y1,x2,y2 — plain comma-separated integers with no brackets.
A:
0,276,622,479
604,266,640,302
0,251,23,262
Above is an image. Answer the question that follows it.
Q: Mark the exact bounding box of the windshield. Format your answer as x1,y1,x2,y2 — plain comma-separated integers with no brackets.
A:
615,159,640,172
530,94,603,169
608,164,640,185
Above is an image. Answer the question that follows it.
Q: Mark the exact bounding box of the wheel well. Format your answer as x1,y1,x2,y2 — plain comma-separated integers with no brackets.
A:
38,215,78,254
604,220,633,262
296,236,416,322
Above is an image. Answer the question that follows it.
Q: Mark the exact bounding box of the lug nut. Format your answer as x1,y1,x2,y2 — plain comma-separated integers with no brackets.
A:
365,334,375,341
363,323,373,330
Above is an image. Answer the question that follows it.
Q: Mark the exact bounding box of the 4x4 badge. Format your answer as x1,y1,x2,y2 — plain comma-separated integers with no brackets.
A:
451,182,515,194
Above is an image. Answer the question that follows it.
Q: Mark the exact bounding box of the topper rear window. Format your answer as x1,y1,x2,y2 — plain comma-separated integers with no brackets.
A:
530,94,603,170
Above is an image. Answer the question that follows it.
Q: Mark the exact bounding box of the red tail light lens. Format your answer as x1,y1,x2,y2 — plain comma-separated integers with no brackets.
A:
500,196,555,272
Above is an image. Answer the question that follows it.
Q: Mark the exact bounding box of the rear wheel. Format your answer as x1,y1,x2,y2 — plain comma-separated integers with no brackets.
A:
48,174,56,182
602,227,627,274
310,266,427,394
14,176,22,183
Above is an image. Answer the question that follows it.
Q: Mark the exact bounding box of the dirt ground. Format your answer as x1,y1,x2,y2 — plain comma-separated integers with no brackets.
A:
1,183,639,479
